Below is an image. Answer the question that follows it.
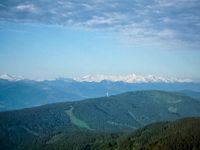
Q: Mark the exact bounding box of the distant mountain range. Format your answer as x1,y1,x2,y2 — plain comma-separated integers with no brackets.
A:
74,74,194,83
0,74,24,81
0,74,200,111
0,73,194,83
0,90,200,150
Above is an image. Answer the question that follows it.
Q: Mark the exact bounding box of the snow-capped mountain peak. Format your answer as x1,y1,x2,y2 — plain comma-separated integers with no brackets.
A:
73,74,193,83
0,74,24,81
0,73,193,83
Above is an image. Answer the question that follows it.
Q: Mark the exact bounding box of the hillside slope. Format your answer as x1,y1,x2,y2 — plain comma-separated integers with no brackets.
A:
119,117,200,150
1,79,200,111
0,91,200,150
178,90,200,101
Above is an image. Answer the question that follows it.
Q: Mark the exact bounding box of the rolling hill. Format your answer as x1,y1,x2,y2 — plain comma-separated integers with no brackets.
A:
0,90,200,150
178,90,200,101
0,78,200,111
48,117,200,150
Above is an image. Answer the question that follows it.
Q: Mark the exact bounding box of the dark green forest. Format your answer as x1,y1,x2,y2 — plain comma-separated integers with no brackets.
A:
0,90,200,150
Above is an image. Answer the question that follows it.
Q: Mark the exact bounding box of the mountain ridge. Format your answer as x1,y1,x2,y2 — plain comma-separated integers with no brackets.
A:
0,73,195,83
0,78,200,112
0,90,200,150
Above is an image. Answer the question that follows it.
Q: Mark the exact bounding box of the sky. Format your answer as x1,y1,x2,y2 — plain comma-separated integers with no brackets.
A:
0,0,200,80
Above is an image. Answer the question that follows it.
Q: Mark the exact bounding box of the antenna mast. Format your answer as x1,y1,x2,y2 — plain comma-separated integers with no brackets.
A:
106,91,109,97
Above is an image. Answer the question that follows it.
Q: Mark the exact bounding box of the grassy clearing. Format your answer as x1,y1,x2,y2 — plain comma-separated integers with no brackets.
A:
65,106,93,130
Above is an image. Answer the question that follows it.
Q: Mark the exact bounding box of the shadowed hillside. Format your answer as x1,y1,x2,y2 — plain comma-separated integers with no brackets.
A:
118,117,200,150
0,91,200,150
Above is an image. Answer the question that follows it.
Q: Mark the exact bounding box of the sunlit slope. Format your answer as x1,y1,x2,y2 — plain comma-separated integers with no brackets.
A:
71,90,200,131
0,90,200,150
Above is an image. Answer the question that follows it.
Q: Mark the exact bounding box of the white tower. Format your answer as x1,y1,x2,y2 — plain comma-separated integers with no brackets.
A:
106,91,109,97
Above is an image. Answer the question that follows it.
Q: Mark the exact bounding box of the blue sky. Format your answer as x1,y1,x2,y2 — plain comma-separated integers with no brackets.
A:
0,0,200,80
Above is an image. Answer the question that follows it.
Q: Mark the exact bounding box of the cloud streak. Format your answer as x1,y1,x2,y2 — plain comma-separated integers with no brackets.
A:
14,3,39,14
0,0,200,48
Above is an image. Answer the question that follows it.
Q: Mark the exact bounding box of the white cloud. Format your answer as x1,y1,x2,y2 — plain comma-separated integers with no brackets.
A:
81,12,127,27
85,16,114,26
157,29,177,39
15,4,38,14
162,17,174,23
0,0,199,49
81,3,93,10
